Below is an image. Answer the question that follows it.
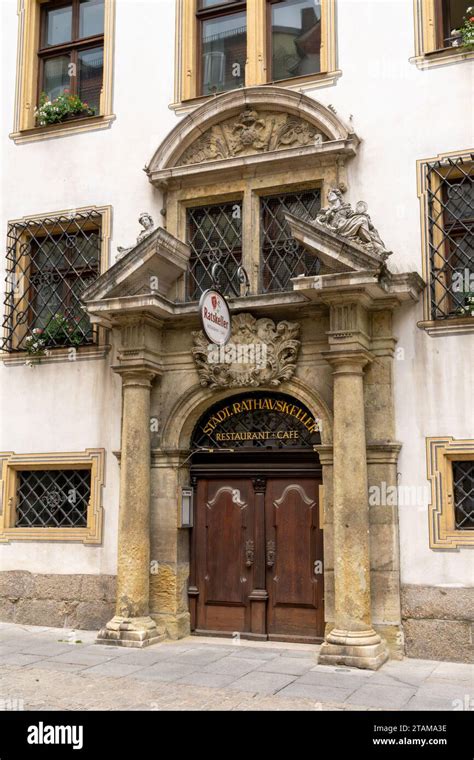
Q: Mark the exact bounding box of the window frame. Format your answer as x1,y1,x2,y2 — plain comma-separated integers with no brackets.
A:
196,0,247,97
173,0,338,111
37,0,105,110
417,150,474,334
1,205,112,360
0,449,105,544
427,437,474,549
411,0,473,68
10,0,115,143
168,174,325,300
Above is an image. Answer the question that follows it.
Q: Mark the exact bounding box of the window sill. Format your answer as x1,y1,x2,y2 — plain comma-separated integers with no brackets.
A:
2,344,111,366
0,526,101,544
169,71,342,116
417,317,474,336
9,113,116,144
410,46,474,70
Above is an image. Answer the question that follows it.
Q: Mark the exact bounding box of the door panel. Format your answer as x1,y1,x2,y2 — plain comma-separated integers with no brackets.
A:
265,478,324,642
191,473,323,641
193,478,254,634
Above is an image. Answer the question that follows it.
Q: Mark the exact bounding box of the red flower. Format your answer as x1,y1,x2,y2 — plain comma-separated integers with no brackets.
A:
469,16,474,21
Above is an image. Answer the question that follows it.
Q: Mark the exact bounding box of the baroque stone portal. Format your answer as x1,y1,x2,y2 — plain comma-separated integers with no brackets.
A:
192,313,301,389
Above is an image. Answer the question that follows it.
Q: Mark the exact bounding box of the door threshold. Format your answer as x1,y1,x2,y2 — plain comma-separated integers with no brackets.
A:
193,629,267,641
190,631,321,651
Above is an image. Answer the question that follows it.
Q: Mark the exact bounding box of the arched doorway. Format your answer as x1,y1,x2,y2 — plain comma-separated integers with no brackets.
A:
188,391,324,643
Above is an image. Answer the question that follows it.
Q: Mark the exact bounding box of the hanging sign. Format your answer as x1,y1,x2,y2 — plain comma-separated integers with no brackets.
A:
199,289,231,346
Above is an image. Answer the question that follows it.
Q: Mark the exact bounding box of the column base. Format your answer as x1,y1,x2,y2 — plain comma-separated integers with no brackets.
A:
318,628,389,670
96,615,166,648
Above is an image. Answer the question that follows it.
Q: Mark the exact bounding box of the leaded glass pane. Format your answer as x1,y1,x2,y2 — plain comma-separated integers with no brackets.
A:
186,203,242,300
260,190,321,292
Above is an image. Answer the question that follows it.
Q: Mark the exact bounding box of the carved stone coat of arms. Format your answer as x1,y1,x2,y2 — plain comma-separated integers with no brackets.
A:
192,313,301,389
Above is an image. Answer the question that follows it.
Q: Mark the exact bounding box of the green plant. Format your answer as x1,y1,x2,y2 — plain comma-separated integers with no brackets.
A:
24,314,85,358
35,90,95,126
453,6,474,49
42,313,85,346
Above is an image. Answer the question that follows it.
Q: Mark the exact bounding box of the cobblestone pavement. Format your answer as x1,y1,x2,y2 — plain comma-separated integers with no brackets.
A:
0,623,472,711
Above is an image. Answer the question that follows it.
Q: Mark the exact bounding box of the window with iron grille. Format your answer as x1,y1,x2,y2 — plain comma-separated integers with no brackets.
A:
425,156,474,320
186,202,242,301
2,210,102,353
15,469,91,528
260,189,321,292
452,460,474,530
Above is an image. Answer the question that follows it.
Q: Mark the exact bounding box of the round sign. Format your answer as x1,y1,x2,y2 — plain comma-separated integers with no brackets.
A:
199,289,231,346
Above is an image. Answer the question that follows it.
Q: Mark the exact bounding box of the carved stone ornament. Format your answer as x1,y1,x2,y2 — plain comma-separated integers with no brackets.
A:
192,313,301,389
116,212,155,260
180,109,326,166
314,188,391,260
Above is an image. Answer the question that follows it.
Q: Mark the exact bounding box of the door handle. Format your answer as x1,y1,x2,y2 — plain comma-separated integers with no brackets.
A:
266,539,275,568
245,539,254,567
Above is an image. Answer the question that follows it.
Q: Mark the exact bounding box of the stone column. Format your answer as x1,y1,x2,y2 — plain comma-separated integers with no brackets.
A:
318,350,389,669
97,369,164,647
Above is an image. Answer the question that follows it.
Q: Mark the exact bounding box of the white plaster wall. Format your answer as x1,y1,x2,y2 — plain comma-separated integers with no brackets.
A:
0,0,473,585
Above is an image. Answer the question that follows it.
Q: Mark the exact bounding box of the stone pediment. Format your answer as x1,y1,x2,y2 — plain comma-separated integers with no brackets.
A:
179,109,327,166
192,312,301,389
286,212,387,274
82,227,190,303
285,189,393,275
146,87,359,187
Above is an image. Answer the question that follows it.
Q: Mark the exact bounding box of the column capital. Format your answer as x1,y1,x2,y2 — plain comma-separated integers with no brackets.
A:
112,365,159,388
322,347,374,374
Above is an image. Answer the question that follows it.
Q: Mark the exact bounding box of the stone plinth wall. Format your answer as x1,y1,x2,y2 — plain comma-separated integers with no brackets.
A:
0,572,116,630
402,585,474,663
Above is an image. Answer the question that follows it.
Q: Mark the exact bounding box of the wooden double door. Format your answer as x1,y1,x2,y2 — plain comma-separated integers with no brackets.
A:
189,473,324,642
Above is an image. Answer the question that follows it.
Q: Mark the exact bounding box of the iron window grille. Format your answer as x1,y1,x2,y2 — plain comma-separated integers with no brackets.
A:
186,202,243,301
15,469,91,528
2,210,102,353
426,155,474,320
452,460,474,530
260,190,321,293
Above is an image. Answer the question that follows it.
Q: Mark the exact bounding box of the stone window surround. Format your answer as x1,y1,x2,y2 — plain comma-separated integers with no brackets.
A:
1,204,112,365
427,436,474,549
416,149,474,336
411,0,474,69
9,0,116,145
0,449,105,544
150,87,357,300
172,0,340,114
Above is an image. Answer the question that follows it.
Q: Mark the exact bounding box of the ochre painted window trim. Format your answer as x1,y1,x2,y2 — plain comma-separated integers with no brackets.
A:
172,0,339,113
10,0,115,144
0,449,105,544
1,204,112,363
427,437,474,549
416,149,474,335
411,0,474,69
